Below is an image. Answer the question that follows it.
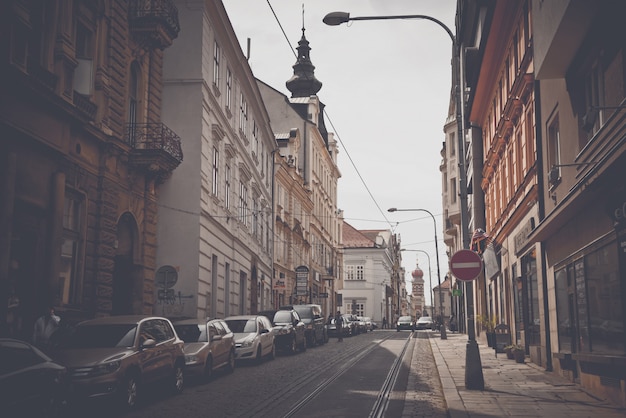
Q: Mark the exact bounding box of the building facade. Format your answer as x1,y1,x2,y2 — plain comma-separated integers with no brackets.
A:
0,0,182,337
257,27,342,318
158,0,275,319
453,0,626,406
341,223,397,326
527,0,626,406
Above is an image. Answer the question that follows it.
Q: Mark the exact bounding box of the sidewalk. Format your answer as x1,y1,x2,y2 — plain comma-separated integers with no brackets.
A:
429,331,626,418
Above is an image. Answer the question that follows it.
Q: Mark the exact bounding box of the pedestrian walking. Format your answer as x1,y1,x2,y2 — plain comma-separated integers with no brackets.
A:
32,306,60,349
334,311,343,342
382,317,388,329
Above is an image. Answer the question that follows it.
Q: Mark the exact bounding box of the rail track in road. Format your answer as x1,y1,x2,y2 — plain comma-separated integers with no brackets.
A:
117,330,419,418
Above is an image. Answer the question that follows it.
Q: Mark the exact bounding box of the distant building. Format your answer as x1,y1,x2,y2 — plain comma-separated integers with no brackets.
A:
341,223,398,325
258,25,342,317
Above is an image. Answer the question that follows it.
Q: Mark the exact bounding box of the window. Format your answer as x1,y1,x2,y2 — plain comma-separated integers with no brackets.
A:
239,93,248,136
583,62,605,139
74,21,94,95
345,265,355,281
60,192,84,305
252,197,259,237
212,147,219,197
356,265,364,281
226,68,232,110
253,121,259,158
225,164,231,210
239,181,248,225
213,41,220,87
547,116,561,185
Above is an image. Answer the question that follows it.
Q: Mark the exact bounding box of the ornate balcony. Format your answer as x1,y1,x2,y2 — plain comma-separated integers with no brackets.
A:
129,0,180,49
125,123,183,177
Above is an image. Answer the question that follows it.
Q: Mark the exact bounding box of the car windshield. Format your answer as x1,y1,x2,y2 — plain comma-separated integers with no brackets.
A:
399,316,412,322
63,324,137,348
293,307,312,319
273,311,292,324
226,319,257,333
418,317,432,322
174,324,206,342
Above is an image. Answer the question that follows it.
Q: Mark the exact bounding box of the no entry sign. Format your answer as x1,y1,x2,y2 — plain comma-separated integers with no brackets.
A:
450,249,482,281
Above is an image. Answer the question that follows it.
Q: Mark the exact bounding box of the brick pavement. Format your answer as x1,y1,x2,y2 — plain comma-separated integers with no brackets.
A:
408,331,626,418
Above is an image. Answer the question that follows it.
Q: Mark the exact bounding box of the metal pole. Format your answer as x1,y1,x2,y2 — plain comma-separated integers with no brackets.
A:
325,10,483,389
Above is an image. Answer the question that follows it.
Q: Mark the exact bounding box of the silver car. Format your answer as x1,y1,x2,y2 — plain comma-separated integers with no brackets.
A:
224,315,275,363
173,318,235,381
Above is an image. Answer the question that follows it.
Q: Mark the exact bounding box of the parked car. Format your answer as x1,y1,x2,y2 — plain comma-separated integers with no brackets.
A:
172,318,235,381
51,315,185,409
415,316,434,330
224,315,275,363
259,309,306,354
361,317,373,332
396,316,415,332
326,316,351,338
1,338,68,417
280,304,328,346
343,314,361,335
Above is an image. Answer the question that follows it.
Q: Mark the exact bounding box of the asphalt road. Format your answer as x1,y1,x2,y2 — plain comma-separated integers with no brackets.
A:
64,330,446,418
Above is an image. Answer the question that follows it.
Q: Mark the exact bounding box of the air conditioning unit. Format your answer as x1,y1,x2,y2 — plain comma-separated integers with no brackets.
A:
548,166,560,185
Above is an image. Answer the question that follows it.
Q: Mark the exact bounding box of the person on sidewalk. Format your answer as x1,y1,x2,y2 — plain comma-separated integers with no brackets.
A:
382,317,388,329
32,306,60,349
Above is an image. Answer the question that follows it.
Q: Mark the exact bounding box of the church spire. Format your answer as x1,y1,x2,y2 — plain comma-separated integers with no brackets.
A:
286,12,322,98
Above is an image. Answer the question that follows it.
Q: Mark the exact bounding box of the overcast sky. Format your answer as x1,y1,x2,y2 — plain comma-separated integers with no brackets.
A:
221,0,457,304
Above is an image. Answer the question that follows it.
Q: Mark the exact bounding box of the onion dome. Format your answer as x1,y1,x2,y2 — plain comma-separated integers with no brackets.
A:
411,264,424,279
286,27,322,98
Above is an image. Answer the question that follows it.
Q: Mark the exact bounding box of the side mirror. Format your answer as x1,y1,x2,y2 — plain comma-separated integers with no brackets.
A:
141,338,156,349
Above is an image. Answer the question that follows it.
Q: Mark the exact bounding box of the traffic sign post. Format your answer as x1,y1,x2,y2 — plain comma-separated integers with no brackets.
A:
450,249,482,281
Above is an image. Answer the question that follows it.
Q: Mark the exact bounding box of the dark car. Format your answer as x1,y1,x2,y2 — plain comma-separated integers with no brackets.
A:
51,315,186,409
0,338,68,417
260,309,306,354
173,318,235,381
280,304,328,346
396,316,415,332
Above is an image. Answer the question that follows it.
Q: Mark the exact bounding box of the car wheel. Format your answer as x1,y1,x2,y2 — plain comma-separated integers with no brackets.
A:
300,336,307,352
172,362,184,394
268,343,275,360
121,373,139,409
203,356,213,381
255,346,263,364
225,350,235,373
289,336,297,354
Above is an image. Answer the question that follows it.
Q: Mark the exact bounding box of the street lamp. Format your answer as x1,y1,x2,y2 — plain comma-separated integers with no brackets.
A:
388,208,446,340
325,10,483,389
401,249,433,318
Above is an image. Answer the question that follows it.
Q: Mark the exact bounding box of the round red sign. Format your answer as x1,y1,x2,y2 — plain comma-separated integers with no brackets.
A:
450,249,483,281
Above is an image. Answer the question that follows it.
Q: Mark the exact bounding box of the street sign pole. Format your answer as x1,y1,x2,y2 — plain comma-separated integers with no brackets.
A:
450,249,485,389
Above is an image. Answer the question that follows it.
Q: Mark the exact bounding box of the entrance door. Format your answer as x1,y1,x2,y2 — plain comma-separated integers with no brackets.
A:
112,213,138,315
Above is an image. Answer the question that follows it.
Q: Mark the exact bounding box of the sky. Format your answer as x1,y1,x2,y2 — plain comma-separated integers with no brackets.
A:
221,0,457,305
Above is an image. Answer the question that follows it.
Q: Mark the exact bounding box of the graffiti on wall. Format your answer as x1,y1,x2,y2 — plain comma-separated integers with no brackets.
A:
155,265,193,317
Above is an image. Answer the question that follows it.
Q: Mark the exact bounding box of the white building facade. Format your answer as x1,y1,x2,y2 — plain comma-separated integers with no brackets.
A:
157,0,275,319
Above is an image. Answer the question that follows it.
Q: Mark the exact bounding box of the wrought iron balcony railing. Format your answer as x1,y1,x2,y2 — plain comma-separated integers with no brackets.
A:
129,0,180,49
125,123,183,173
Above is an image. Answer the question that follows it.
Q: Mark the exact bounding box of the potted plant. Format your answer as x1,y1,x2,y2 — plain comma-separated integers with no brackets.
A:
510,344,525,363
503,344,515,359
478,315,497,347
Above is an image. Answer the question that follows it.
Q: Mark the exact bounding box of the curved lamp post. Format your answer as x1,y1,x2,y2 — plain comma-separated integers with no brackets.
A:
324,10,483,389
388,208,446,340
401,249,433,318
